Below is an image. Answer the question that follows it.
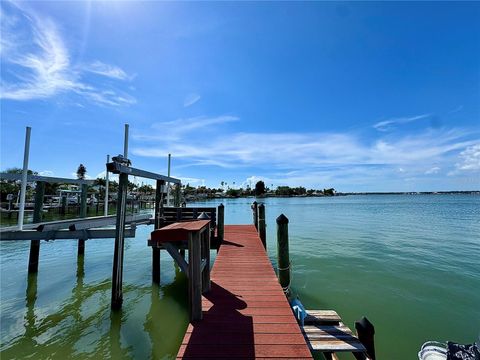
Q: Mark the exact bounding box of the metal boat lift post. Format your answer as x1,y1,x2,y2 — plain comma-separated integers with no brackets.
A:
107,125,181,309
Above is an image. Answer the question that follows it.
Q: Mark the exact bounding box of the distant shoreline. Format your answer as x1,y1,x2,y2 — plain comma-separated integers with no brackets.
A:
337,191,480,196
191,190,480,201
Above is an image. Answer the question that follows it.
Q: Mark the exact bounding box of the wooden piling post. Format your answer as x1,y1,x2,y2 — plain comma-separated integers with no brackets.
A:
355,317,376,360
61,195,67,215
217,203,224,243
251,201,258,229
78,184,88,256
201,226,211,293
28,181,45,273
111,172,128,310
152,180,164,284
276,214,290,293
258,203,266,249
188,231,202,321
174,185,181,207
80,184,87,217
33,182,45,224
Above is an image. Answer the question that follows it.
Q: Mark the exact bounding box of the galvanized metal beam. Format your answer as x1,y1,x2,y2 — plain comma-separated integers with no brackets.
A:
0,214,152,233
0,228,137,241
0,173,95,185
106,162,180,184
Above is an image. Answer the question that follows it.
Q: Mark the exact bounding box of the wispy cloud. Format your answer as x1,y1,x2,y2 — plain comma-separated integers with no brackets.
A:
83,61,133,81
132,115,479,188
184,93,201,107
133,115,239,141
373,114,431,132
0,2,135,107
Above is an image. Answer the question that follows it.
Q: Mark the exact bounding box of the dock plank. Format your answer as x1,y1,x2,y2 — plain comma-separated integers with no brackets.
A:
177,225,312,359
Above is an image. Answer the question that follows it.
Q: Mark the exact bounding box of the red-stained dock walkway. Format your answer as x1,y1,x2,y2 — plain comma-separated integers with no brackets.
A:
177,224,313,359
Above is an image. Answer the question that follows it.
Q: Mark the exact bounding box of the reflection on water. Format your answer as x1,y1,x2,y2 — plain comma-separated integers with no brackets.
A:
1,195,479,359
1,239,189,359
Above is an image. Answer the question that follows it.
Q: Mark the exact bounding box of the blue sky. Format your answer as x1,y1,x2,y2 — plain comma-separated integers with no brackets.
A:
1,1,479,192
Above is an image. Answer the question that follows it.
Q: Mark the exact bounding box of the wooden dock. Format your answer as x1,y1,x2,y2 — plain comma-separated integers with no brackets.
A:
177,224,313,359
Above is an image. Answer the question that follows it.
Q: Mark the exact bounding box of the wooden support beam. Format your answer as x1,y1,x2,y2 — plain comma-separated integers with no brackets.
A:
152,179,164,284
111,172,128,310
154,180,164,229
163,242,189,274
61,195,67,215
188,231,202,321
174,185,181,207
28,181,45,274
152,247,160,284
78,184,88,256
258,203,266,249
33,182,45,224
201,226,211,293
276,214,290,294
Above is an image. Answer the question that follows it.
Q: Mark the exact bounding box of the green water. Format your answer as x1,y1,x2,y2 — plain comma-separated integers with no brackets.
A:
1,195,479,359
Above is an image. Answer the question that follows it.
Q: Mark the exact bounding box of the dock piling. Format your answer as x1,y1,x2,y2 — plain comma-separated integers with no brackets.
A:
78,184,88,256
111,172,128,310
217,203,224,243
276,214,290,294
251,201,258,229
258,203,266,249
33,182,45,224
28,181,45,273
61,195,67,215
188,231,202,321
104,155,110,216
152,179,164,284
355,317,376,360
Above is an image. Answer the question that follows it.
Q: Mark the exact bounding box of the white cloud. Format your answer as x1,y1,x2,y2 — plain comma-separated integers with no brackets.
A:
0,2,135,107
455,144,480,171
179,177,203,185
83,61,132,81
183,93,201,107
425,167,440,175
38,170,54,176
132,117,479,189
373,114,430,132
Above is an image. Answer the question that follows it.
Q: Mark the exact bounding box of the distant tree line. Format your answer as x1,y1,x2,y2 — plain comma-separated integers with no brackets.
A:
1,168,335,203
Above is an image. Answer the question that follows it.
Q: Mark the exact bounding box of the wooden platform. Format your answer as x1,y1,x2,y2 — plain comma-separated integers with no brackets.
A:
177,224,313,359
302,310,366,353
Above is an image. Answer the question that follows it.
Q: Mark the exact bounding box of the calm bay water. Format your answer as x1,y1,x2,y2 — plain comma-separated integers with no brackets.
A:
1,194,479,359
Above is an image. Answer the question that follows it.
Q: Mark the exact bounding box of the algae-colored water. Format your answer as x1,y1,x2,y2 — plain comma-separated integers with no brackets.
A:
1,195,479,359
